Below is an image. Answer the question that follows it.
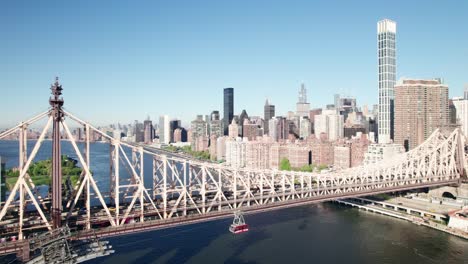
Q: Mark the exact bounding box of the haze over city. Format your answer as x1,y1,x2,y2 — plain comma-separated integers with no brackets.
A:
1,0,467,128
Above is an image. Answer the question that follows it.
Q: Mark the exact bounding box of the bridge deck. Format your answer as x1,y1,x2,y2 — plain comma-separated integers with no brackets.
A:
74,179,459,240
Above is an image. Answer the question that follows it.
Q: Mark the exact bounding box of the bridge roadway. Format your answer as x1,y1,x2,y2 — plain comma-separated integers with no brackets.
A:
73,179,460,240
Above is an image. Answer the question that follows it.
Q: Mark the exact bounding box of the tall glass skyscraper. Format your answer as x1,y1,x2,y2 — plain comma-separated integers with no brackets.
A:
264,99,275,135
223,88,234,135
377,19,396,143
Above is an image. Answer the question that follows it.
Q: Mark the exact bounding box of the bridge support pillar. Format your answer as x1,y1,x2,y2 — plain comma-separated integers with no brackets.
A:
50,78,64,229
16,241,30,263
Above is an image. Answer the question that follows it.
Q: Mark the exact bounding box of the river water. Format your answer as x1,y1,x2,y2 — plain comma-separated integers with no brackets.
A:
0,141,467,264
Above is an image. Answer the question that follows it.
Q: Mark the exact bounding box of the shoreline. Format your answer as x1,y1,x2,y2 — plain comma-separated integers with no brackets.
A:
335,199,468,240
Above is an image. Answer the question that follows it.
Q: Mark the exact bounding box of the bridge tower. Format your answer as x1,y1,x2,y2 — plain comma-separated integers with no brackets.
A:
49,77,64,228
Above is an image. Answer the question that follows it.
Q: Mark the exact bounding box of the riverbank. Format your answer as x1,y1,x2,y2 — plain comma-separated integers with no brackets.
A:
336,198,468,240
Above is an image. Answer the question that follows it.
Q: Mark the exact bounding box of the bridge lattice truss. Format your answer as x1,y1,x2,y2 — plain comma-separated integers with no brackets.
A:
0,109,466,240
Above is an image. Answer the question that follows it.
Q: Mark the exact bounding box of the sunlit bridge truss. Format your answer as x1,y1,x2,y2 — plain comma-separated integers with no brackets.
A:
0,79,466,247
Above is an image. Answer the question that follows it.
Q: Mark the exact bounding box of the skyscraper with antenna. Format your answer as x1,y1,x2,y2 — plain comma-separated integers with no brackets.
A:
296,83,310,117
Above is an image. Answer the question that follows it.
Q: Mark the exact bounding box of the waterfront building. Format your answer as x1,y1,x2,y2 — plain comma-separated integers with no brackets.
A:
158,115,170,145
448,208,468,232
314,109,344,141
264,99,275,135
310,139,334,166
334,145,351,169
223,88,234,135
269,143,288,169
296,83,310,117
394,79,449,150
350,134,370,167
378,19,397,143
286,144,310,168
245,138,273,170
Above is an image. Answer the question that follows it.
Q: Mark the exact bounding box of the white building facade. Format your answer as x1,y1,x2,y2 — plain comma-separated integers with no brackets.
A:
314,109,344,141
452,96,468,138
159,115,170,144
377,19,397,144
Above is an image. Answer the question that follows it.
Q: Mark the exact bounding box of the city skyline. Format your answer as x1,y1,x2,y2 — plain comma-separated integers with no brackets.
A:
1,1,467,128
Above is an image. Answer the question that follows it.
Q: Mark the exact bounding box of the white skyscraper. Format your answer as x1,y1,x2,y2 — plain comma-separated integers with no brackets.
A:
377,19,396,144
299,117,311,139
314,109,344,141
159,115,170,144
453,95,468,138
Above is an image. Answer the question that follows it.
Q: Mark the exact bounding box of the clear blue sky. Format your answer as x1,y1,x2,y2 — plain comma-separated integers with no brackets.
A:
1,0,467,128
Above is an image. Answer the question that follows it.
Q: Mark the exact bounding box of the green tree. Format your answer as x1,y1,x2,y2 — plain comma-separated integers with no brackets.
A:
279,158,291,171
299,164,314,172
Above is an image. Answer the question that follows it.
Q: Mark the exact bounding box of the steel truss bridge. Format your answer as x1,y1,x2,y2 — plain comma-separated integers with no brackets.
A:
0,79,467,261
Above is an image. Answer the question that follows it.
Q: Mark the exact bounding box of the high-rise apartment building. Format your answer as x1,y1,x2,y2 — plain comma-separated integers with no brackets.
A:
158,115,170,144
452,85,468,137
453,97,468,137
228,119,239,139
239,110,249,137
169,120,181,143
134,120,145,143
394,79,449,150
173,128,187,143
314,109,344,141
242,120,258,141
299,117,311,139
377,19,397,143
223,88,234,135
264,99,275,135
269,117,288,142
464,84,468,100
143,118,154,144
191,115,208,141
